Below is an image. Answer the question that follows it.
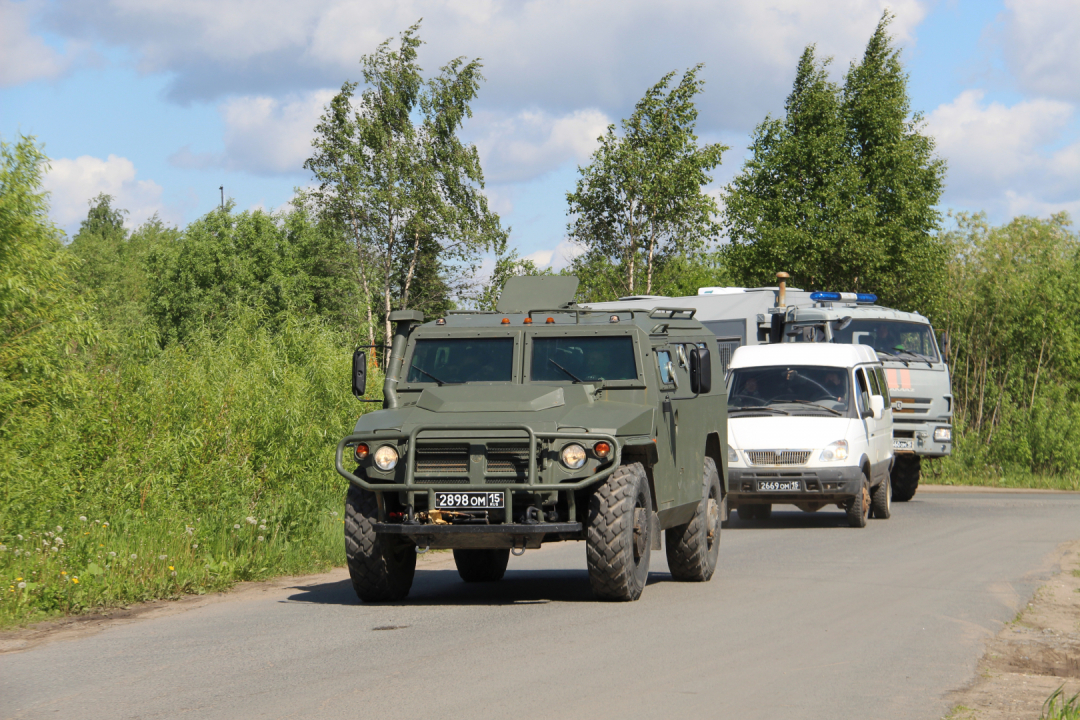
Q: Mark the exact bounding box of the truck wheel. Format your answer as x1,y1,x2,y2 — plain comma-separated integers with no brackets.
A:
738,504,771,521
665,457,722,582
846,475,870,528
891,455,920,502
870,475,892,519
344,485,416,602
453,549,510,582
586,462,652,601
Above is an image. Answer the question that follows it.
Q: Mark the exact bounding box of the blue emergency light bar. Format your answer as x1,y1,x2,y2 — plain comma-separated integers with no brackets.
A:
809,291,877,304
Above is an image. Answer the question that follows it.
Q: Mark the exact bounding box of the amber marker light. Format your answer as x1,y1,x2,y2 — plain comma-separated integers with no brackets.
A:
354,443,370,460
546,317,555,324
523,318,533,324
501,318,510,324
593,441,612,458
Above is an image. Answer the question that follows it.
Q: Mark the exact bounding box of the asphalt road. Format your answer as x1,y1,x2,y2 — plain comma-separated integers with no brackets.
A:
4,491,1080,720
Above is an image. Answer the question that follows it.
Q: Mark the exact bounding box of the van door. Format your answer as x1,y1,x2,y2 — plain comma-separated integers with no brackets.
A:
853,367,877,478
857,367,887,481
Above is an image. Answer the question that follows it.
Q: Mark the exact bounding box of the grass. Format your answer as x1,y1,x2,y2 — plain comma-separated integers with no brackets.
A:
930,467,1080,491
1042,686,1080,720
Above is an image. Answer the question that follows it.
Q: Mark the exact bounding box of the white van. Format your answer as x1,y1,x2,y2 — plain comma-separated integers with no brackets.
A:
725,344,893,527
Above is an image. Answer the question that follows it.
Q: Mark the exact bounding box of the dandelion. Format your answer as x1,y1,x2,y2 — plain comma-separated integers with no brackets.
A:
43,539,50,546
0,545,6,552
170,571,177,577
233,524,240,530
331,511,339,517
51,547,58,552
60,571,67,575
56,526,63,533
15,577,22,581
192,544,198,549
108,551,116,557
257,536,264,542
246,517,257,525
168,566,174,571
16,534,22,540
17,582,26,589
102,522,109,528
95,519,100,524
55,537,64,546
15,549,22,556
185,526,194,535
72,577,79,584
259,525,266,531
130,554,137,560
158,555,167,561
79,516,87,522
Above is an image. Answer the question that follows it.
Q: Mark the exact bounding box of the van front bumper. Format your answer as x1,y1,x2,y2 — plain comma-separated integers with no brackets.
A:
727,466,866,506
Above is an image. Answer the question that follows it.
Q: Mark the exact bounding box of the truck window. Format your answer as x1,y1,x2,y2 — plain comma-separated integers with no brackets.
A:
832,320,939,361
531,336,637,382
407,338,514,384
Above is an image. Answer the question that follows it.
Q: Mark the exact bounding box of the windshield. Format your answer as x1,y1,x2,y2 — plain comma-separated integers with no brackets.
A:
834,320,938,360
531,336,637,382
728,365,850,415
406,338,514,384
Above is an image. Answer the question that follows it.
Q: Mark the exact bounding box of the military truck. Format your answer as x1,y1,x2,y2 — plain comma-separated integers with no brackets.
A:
587,274,952,501
334,276,728,602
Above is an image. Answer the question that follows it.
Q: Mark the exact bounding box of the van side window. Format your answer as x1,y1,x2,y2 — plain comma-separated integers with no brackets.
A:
866,365,881,397
855,369,871,414
874,367,891,404
657,350,673,385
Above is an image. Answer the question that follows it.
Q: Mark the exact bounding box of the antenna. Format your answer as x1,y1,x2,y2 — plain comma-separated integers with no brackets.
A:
219,185,224,210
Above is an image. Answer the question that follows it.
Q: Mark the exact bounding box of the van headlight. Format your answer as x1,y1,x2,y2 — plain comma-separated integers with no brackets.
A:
561,443,587,469
727,444,740,463
934,427,952,442
819,440,849,462
373,445,399,471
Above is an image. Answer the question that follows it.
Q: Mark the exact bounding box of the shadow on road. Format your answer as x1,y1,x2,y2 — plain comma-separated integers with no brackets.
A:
724,506,861,530
284,567,675,607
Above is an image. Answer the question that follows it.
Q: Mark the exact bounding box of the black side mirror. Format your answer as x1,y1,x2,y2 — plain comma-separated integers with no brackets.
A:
352,349,367,398
769,318,785,344
689,346,713,395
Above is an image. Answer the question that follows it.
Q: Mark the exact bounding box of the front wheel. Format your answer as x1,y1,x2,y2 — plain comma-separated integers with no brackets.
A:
586,462,653,601
666,457,722,582
846,474,870,528
345,485,416,602
891,455,920,502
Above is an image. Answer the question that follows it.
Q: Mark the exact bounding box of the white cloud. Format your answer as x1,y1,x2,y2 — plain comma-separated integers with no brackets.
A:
524,238,584,272
0,0,69,85
43,154,168,230
927,89,1080,216
472,109,611,183
1001,0,1080,102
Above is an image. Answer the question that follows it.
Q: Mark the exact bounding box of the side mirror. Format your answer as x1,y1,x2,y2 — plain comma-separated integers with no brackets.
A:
666,361,679,390
352,349,367,398
689,347,712,394
870,394,885,420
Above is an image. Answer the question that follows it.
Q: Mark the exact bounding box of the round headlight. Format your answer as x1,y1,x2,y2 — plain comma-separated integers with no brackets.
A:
373,445,399,471
561,443,587,469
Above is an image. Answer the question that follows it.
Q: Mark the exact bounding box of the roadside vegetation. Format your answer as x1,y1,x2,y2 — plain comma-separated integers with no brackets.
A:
3,14,1079,625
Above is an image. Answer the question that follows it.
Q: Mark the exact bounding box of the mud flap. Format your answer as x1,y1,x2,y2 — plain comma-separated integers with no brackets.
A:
650,511,661,550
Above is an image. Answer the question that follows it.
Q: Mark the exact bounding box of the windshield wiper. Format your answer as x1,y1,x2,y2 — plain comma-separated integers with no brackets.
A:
549,358,585,383
728,406,791,415
874,350,909,367
892,349,934,368
410,364,450,386
777,399,843,416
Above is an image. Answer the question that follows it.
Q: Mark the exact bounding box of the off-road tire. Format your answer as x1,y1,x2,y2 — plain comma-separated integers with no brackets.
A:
891,455,920,502
586,462,653,601
846,474,870,528
737,503,772,522
453,549,510,583
870,475,892,519
344,484,416,602
665,457,722,582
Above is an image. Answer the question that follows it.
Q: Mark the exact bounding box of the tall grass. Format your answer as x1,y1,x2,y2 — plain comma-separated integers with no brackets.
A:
1042,686,1080,720
0,310,379,626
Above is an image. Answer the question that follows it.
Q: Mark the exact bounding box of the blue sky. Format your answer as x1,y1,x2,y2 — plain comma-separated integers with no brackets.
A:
3,0,1079,273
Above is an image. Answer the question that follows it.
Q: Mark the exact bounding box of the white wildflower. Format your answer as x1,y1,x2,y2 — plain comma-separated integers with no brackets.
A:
15,549,22,556
192,544,198,549
130,554,137,560
16,534,23,540
50,547,58,552
108,551,116,557
17,582,26,589
54,537,64,546
170,571,177,577
0,545,6,552
257,536,264,542
233,524,240,530
245,517,257,525
102,522,109,527
258,525,266,531
95,520,101,524
46,532,54,538
158,555,167,561
79,516,88,522
185,526,194,535
42,539,49,546
56,526,63,533
330,511,339,517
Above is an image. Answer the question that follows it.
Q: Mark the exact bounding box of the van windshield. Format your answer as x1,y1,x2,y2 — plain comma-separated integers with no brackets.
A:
531,336,637,382
406,338,514,384
728,365,850,416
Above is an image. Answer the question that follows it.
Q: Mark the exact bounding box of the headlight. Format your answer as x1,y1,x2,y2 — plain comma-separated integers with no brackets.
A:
934,427,952,442
561,443,586,469
727,444,740,463
819,440,849,462
373,445,399,471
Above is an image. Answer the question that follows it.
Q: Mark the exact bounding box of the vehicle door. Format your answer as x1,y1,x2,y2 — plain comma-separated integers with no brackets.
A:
668,339,706,506
853,367,877,473
653,345,679,508
870,365,894,469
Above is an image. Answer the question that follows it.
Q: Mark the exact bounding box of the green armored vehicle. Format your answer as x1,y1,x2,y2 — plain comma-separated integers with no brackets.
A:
334,276,727,602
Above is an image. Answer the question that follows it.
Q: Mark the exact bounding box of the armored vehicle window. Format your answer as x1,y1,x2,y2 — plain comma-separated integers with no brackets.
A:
531,336,637,382
728,365,851,416
406,338,514,384
830,320,939,361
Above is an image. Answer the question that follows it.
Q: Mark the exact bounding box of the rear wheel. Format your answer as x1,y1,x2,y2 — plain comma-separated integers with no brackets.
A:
870,475,892,519
737,503,772,522
344,485,416,602
666,457,722,582
891,455,921,502
846,474,870,528
586,462,653,601
453,549,510,582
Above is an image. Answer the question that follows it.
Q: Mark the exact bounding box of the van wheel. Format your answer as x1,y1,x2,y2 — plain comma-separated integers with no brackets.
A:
666,457,722,582
870,475,892,519
846,475,870,528
586,462,652,601
453,549,510,582
738,504,772,521
345,485,416,602
891,455,920,502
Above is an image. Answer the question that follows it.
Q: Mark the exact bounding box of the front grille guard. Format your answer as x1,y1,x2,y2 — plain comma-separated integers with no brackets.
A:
335,423,620,522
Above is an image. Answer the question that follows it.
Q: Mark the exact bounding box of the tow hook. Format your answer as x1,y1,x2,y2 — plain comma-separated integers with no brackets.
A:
511,538,527,556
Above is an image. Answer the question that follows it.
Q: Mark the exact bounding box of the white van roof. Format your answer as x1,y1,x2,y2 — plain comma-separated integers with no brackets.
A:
729,343,879,370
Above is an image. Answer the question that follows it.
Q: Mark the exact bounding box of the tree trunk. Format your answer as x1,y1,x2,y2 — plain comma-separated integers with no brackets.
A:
346,211,377,367
401,228,423,310
645,227,658,295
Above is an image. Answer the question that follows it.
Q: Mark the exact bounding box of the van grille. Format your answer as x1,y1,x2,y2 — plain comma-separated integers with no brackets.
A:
746,450,811,466
415,444,470,473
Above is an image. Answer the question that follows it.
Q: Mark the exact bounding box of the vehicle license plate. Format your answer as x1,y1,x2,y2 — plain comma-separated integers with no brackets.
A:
893,439,914,450
757,480,801,492
434,491,505,509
